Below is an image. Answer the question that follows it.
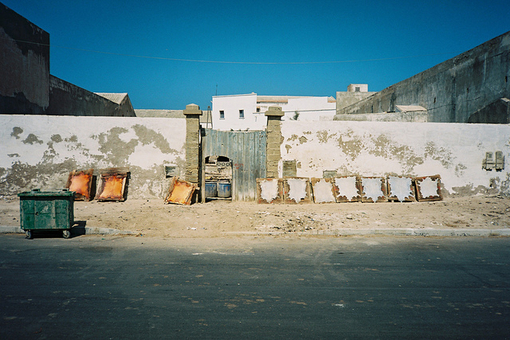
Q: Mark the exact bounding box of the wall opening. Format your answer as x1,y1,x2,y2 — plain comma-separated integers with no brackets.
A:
204,155,232,200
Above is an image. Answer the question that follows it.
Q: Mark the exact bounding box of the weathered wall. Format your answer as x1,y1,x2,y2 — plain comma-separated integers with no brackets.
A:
335,31,510,123
0,115,186,198
280,121,510,196
0,4,50,113
468,98,510,124
47,76,135,116
336,91,374,112
334,111,428,122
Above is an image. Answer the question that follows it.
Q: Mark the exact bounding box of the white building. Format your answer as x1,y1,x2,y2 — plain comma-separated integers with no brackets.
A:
211,93,336,131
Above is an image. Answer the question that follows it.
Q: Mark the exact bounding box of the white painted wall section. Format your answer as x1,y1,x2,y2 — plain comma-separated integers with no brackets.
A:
0,115,186,198
280,121,510,196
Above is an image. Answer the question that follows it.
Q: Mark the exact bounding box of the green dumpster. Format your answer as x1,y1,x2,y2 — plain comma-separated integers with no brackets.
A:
18,189,75,239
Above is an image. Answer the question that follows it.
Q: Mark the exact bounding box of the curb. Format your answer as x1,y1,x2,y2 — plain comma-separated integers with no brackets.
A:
1,225,509,237
0,225,135,236
222,228,510,237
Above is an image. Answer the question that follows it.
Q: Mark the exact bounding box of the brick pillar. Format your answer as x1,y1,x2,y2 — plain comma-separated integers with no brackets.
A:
265,106,284,178
183,104,202,184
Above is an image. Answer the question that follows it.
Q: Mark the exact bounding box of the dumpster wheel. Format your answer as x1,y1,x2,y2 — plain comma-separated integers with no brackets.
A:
63,230,71,239
25,230,32,239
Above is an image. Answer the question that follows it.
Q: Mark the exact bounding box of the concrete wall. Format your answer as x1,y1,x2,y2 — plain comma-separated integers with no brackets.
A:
468,98,510,124
280,121,510,196
335,111,428,123
336,91,374,112
47,76,136,116
0,3,50,113
0,115,186,198
335,31,510,123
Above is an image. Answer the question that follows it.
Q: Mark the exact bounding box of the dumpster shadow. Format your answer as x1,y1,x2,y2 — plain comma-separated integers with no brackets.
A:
71,220,87,237
29,230,68,239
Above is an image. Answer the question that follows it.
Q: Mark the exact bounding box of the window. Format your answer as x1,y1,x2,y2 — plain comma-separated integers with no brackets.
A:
355,87,360,92
239,109,244,119
219,110,225,120
256,107,260,113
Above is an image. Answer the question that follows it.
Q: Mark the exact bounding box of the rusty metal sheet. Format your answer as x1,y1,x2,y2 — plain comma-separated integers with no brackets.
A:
360,177,387,203
415,175,443,201
282,177,312,204
332,176,362,203
311,178,336,204
66,169,94,201
95,168,129,202
165,177,197,205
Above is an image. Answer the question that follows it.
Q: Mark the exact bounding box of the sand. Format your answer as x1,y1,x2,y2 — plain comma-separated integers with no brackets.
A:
1,195,509,238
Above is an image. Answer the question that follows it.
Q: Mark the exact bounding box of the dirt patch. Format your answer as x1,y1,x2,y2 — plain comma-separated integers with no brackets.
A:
1,195,509,238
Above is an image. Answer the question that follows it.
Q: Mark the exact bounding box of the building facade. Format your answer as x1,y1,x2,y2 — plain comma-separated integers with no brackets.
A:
211,93,336,131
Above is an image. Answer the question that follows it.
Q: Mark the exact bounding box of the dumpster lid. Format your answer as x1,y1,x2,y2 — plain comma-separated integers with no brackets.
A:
18,189,75,197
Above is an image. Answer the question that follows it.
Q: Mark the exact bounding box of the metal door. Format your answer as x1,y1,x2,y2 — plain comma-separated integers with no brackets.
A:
202,129,266,201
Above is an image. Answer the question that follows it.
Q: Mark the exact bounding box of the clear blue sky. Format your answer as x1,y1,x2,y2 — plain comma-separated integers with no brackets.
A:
4,0,510,110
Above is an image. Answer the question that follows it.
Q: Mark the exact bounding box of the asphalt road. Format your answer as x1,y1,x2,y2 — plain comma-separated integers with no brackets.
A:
1,234,509,339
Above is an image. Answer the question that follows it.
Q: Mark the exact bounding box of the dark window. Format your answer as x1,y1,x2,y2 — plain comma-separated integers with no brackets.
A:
219,110,225,119
239,109,244,119
355,87,360,92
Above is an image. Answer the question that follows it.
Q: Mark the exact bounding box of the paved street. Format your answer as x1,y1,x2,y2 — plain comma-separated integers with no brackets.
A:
1,235,509,339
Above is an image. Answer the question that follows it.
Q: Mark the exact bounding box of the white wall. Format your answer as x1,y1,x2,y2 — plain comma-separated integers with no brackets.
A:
211,93,261,130
0,115,186,198
280,120,510,196
282,97,336,121
212,94,336,130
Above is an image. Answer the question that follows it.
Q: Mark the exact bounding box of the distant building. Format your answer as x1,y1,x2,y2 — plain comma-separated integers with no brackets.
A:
336,84,375,114
211,93,336,131
0,3,135,116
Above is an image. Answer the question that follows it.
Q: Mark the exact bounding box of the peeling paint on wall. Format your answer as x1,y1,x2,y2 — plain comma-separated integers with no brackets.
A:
281,121,510,196
22,133,43,145
317,130,337,143
0,116,186,198
424,142,454,169
11,127,23,139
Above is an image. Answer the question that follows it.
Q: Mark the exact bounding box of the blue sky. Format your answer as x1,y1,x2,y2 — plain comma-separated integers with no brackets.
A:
4,0,510,110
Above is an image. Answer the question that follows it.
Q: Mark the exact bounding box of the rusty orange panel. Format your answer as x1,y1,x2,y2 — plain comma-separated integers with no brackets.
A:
66,169,94,201
165,177,196,205
95,168,129,202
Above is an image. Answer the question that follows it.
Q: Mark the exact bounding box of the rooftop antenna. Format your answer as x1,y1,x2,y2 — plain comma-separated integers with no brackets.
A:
216,84,218,96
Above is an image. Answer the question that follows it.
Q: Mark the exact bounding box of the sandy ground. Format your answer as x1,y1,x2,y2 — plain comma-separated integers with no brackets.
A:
1,194,509,238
